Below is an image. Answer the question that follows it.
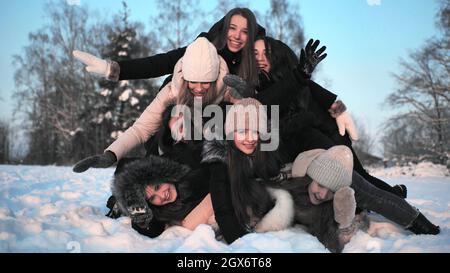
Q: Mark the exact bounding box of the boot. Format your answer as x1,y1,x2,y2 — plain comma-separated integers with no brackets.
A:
392,184,408,199
407,213,440,235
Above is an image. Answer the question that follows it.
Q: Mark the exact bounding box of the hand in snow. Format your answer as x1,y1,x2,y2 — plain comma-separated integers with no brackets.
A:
73,50,110,77
128,205,153,227
298,39,327,79
72,151,117,173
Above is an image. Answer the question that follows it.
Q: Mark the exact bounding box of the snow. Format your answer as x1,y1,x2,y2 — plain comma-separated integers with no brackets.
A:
135,89,147,96
100,88,111,97
104,111,112,120
119,81,129,87
92,114,104,124
0,163,449,253
118,89,132,102
130,97,139,106
110,131,123,140
368,162,449,178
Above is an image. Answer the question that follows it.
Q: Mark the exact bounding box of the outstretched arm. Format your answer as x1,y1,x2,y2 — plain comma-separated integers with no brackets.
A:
117,47,187,80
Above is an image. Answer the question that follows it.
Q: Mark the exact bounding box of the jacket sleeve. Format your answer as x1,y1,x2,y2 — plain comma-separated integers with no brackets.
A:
255,70,299,108
310,202,343,253
105,84,175,160
118,47,187,80
207,162,248,244
181,194,214,230
307,80,337,111
131,218,166,238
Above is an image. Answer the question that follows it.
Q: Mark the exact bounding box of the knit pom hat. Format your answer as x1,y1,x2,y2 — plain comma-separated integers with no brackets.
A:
182,37,220,82
225,98,268,137
292,145,354,192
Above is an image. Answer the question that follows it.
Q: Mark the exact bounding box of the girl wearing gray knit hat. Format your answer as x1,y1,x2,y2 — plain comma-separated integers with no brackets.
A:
292,145,440,237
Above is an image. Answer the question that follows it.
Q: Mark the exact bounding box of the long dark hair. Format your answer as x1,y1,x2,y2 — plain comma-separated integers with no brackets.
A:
214,8,259,89
226,139,282,227
261,36,298,81
259,36,311,113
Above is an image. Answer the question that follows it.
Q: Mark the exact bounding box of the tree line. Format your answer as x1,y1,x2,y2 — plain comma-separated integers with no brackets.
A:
6,0,305,165
3,0,448,166
382,0,449,166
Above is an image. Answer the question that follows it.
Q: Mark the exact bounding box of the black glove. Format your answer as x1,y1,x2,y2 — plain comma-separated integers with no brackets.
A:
72,151,117,173
298,39,328,79
128,204,153,228
223,74,254,99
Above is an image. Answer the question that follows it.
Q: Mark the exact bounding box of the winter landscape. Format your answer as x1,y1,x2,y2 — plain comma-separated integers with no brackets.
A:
0,0,449,255
0,162,448,253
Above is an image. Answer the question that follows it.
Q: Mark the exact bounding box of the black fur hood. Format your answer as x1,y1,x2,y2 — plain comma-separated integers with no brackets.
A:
111,155,192,217
113,155,191,189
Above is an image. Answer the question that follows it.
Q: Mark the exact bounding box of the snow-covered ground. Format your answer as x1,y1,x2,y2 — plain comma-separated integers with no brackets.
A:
0,163,449,253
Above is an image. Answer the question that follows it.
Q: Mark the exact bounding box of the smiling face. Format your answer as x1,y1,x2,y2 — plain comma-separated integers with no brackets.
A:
188,81,212,97
145,183,178,206
308,180,334,205
234,129,259,155
254,39,271,73
227,15,248,53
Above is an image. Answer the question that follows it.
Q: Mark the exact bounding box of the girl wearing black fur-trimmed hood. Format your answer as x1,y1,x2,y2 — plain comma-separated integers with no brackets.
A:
111,155,214,238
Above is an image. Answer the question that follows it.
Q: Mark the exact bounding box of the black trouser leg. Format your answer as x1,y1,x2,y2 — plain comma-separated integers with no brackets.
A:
329,133,399,195
352,172,419,227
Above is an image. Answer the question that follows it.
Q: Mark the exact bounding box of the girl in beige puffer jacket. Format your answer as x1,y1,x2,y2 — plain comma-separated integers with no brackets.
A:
73,37,235,172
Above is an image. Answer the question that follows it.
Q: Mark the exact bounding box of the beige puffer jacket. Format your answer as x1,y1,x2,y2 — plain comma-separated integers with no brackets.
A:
106,56,229,160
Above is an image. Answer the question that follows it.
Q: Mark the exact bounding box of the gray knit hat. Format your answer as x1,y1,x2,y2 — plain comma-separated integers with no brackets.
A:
292,145,354,192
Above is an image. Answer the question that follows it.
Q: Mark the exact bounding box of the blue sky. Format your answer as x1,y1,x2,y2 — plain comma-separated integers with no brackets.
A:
0,0,441,154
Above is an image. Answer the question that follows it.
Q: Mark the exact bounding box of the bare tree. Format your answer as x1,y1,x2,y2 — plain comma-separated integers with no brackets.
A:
0,120,10,164
13,1,100,164
211,0,249,21
150,0,205,51
264,0,305,54
383,0,450,164
351,117,380,166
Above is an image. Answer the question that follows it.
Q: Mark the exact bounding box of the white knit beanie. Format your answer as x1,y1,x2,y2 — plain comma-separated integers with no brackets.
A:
182,37,220,82
225,98,268,137
292,145,354,192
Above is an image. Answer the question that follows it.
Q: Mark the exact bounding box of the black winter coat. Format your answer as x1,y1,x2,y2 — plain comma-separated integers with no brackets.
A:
113,104,210,238
116,17,265,85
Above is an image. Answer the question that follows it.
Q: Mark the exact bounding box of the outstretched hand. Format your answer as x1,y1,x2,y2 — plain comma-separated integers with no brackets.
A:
73,50,110,77
72,151,117,173
298,39,328,79
128,205,153,228
336,112,359,141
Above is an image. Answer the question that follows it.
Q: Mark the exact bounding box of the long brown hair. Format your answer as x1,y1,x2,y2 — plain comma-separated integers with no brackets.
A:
227,139,282,227
214,8,259,89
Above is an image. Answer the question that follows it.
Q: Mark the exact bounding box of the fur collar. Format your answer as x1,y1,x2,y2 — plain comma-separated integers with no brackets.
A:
254,187,295,232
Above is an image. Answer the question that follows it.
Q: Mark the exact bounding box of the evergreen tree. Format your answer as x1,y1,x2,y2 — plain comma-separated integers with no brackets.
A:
94,2,159,155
